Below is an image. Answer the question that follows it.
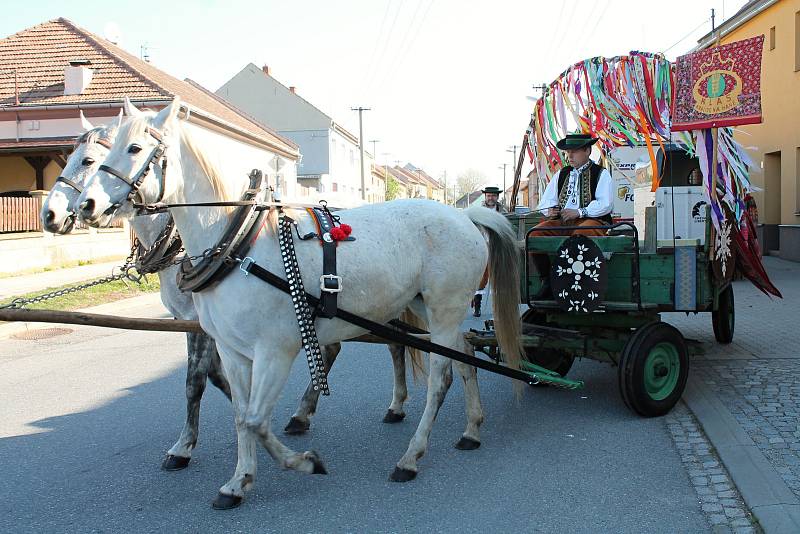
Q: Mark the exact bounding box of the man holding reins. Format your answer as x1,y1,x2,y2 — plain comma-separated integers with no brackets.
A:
531,133,614,298
471,186,506,317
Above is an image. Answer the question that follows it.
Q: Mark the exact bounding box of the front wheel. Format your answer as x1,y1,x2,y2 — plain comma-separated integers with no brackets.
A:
618,322,689,417
712,285,735,344
521,309,575,385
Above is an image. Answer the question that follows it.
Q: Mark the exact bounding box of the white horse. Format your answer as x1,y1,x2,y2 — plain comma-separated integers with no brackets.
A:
78,98,521,509
41,108,417,469
40,111,231,470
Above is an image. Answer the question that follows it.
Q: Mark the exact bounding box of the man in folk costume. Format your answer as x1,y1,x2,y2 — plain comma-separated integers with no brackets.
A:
532,133,614,298
471,186,506,317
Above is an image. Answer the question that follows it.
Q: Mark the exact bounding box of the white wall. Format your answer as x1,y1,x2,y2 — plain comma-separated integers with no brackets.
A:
184,121,298,201
0,114,121,141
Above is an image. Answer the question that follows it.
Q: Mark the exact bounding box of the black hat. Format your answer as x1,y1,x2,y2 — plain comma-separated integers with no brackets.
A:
556,133,598,151
482,186,502,194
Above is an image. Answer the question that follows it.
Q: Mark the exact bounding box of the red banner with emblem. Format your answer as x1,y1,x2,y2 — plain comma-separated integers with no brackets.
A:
671,35,764,131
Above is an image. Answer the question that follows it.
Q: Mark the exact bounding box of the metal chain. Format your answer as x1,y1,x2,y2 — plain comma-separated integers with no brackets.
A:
1,243,143,310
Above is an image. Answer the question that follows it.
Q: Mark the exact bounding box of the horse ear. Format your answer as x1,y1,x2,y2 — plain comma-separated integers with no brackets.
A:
79,110,95,131
152,98,181,131
123,96,142,117
115,108,124,128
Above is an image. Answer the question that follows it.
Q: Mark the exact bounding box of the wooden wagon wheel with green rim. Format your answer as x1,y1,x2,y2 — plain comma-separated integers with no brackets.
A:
618,322,689,417
712,285,735,344
521,309,575,384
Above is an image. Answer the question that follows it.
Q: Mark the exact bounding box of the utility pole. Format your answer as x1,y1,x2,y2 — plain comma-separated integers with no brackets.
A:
442,170,447,204
711,8,716,32
506,146,517,201
498,164,507,203
369,139,380,160
351,107,371,201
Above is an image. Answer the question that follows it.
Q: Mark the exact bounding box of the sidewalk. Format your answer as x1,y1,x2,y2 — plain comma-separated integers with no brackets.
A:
666,256,800,533
0,260,124,300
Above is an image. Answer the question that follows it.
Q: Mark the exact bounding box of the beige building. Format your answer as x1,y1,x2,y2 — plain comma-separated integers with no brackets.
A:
0,18,298,273
696,0,800,260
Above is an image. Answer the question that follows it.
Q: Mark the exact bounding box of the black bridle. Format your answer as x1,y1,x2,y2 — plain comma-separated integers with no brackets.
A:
97,126,168,212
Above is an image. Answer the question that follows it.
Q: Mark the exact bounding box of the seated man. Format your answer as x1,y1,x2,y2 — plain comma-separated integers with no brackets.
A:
531,133,614,298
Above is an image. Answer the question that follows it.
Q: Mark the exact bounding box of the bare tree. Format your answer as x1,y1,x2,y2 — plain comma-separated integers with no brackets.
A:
455,169,486,200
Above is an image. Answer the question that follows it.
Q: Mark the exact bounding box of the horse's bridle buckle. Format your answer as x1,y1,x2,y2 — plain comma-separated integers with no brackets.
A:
320,274,342,293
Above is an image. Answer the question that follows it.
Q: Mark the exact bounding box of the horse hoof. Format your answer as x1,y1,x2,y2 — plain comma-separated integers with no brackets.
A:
284,417,310,435
389,466,417,482
306,450,328,475
211,492,243,510
162,455,191,471
455,437,481,450
382,410,406,424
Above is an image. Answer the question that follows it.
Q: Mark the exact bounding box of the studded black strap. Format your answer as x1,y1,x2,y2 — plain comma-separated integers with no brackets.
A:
277,210,330,395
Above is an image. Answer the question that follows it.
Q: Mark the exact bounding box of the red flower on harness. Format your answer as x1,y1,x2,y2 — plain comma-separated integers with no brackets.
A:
330,227,347,241
339,224,352,236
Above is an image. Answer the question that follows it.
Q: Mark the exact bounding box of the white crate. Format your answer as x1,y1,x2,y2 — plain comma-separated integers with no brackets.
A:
655,187,707,245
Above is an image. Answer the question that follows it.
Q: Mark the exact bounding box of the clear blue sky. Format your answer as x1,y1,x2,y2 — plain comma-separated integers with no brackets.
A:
2,0,747,188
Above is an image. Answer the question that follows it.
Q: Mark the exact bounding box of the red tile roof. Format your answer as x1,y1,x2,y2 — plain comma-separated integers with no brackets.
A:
0,137,74,152
0,18,297,155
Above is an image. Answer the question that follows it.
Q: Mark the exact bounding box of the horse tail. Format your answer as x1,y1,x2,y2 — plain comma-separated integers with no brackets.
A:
399,307,427,383
465,207,523,392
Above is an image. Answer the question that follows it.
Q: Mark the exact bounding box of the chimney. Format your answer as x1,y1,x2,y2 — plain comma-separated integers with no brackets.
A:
262,64,270,76
289,86,296,94
64,59,93,96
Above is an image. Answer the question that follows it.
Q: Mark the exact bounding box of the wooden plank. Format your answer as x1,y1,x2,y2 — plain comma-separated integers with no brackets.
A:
0,308,205,333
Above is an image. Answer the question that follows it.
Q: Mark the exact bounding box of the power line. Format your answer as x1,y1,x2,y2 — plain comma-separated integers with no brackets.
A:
360,0,394,97
363,0,404,94
662,17,712,55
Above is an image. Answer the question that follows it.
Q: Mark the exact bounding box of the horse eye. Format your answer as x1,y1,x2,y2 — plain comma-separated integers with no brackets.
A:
128,144,142,154
81,157,95,166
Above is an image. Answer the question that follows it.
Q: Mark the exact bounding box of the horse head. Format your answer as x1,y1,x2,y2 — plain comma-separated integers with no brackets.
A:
78,97,182,227
40,110,122,233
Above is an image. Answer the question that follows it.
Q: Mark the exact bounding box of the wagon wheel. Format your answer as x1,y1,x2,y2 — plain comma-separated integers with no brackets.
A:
521,309,575,384
618,322,689,417
712,285,735,344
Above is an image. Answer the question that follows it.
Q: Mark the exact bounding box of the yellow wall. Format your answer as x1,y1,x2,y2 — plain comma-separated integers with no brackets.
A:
0,157,36,192
0,157,64,193
719,0,800,224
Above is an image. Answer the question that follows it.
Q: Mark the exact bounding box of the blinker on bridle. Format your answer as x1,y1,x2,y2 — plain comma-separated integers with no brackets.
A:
97,126,168,215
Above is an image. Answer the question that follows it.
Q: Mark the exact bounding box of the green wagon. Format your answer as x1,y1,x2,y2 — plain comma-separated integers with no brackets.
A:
471,151,734,418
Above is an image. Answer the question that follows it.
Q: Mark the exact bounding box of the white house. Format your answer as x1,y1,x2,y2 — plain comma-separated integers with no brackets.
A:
216,63,375,207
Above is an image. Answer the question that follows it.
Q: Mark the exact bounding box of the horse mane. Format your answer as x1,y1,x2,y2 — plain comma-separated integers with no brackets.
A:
178,124,232,205
76,124,116,148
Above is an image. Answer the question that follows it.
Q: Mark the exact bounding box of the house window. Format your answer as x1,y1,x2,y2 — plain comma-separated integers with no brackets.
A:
770,26,776,50
350,149,355,165
332,182,338,192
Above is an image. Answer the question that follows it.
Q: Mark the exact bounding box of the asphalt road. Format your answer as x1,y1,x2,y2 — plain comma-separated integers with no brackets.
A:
0,302,709,533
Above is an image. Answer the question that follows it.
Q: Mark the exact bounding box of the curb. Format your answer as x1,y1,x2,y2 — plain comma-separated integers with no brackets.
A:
0,292,167,339
684,376,800,534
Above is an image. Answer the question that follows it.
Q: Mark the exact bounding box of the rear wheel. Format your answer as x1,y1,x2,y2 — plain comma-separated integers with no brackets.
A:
618,322,688,417
712,285,735,344
521,309,575,384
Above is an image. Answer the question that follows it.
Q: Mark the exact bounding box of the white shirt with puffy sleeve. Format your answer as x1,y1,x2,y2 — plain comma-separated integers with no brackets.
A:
536,161,614,218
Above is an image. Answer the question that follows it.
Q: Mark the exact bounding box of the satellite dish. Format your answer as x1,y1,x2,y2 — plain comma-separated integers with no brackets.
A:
103,22,122,45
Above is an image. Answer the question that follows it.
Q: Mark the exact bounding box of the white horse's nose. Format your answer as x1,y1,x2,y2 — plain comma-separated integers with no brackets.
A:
79,198,97,222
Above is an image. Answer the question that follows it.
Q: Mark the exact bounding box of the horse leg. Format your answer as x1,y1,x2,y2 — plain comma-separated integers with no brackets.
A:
390,349,453,482
212,344,258,510
247,348,327,475
207,343,232,400
284,343,341,435
383,344,408,423
163,332,215,471
453,358,484,450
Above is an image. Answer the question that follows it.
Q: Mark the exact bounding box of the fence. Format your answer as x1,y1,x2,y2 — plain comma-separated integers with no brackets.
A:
0,196,42,232
0,195,125,233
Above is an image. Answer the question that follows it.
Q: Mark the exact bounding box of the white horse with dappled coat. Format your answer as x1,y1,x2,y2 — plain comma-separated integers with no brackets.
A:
77,98,522,509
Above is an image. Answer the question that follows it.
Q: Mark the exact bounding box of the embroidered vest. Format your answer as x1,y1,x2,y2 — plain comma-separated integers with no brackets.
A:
556,162,611,223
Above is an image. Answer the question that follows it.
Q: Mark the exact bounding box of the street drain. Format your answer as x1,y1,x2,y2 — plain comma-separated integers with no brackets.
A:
12,327,73,340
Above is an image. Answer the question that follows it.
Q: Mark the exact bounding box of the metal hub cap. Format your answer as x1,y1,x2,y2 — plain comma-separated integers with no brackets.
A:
643,342,680,401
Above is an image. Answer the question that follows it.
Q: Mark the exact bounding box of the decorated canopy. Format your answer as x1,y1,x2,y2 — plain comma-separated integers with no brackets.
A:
517,47,779,297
